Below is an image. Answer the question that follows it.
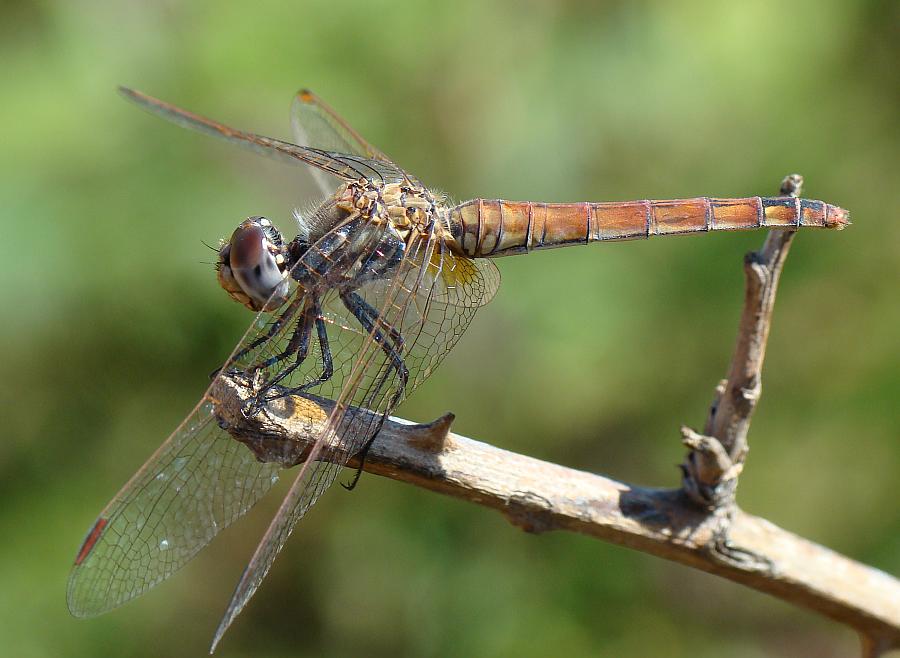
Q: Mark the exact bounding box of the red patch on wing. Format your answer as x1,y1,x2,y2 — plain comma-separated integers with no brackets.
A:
74,518,108,565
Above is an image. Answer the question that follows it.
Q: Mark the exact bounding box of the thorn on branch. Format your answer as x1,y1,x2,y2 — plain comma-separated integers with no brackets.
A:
504,490,558,534
404,412,455,453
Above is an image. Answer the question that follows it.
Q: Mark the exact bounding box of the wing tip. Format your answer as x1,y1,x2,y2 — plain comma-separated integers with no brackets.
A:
209,600,241,654
117,85,142,101
66,595,94,619
118,86,159,112
66,577,103,619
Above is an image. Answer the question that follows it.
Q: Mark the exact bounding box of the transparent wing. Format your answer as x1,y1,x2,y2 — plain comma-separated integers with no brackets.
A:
66,398,282,617
290,89,391,161
119,87,411,185
290,88,423,196
208,225,499,649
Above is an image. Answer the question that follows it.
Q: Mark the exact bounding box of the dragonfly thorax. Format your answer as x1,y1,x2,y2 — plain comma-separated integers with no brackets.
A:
337,179,441,243
217,216,291,312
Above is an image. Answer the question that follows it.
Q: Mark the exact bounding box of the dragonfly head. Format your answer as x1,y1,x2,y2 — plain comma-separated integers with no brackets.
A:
217,216,291,312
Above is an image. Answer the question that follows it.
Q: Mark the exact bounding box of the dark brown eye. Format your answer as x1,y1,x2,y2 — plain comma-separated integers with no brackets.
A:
217,217,289,311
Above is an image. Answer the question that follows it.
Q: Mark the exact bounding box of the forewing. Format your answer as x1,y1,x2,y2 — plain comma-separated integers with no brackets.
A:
66,398,282,617
209,228,498,650
290,88,423,195
119,87,404,184
290,89,390,161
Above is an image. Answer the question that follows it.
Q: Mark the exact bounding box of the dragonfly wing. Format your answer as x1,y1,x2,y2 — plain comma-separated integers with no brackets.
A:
208,225,499,650
120,87,393,183
290,88,424,194
66,273,319,619
209,448,344,651
289,98,343,196
66,397,282,617
290,89,384,197
290,89,392,162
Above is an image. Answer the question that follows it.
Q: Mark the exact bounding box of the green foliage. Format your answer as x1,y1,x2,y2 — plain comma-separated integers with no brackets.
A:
0,1,896,656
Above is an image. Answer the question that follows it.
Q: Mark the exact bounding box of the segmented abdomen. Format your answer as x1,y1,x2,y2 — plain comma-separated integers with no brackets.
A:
448,196,850,258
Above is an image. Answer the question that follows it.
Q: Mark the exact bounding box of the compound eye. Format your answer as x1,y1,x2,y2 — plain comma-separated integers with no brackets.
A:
222,217,289,311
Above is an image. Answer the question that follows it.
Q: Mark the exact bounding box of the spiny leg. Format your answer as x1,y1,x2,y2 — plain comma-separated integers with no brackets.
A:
342,398,396,491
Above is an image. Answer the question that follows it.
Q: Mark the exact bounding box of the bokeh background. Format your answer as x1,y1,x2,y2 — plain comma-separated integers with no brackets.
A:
1,1,897,656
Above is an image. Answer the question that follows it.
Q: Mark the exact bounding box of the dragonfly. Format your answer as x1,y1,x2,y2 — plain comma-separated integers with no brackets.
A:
68,87,850,651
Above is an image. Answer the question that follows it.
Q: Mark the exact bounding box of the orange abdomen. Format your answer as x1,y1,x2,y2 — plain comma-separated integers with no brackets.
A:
447,197,850,258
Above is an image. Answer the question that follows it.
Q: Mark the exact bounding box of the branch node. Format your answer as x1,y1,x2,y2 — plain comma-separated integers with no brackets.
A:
680,426,742,510
505,491,557,534
710,534,774,574
739,377,761,402
780,173,804,196
681,427,732,480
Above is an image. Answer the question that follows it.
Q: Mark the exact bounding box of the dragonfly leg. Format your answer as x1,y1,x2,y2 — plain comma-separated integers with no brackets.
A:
254,302,318,395
210,297,303,379
342,291,405,351
339,291,409,388
339,290,409,490
275,300,335,396
297,310,334,392
242,315,314,416
343,430,380,491
342,387,402,491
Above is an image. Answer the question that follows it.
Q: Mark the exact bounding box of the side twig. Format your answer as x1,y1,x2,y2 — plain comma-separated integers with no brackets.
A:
706,173,804,459
679,174,804,574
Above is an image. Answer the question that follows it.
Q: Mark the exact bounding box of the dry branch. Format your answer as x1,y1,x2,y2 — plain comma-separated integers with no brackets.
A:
209,174,898,655
212,375,900,651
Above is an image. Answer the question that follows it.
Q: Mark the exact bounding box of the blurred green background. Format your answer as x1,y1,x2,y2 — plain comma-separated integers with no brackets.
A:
1,1,897,656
